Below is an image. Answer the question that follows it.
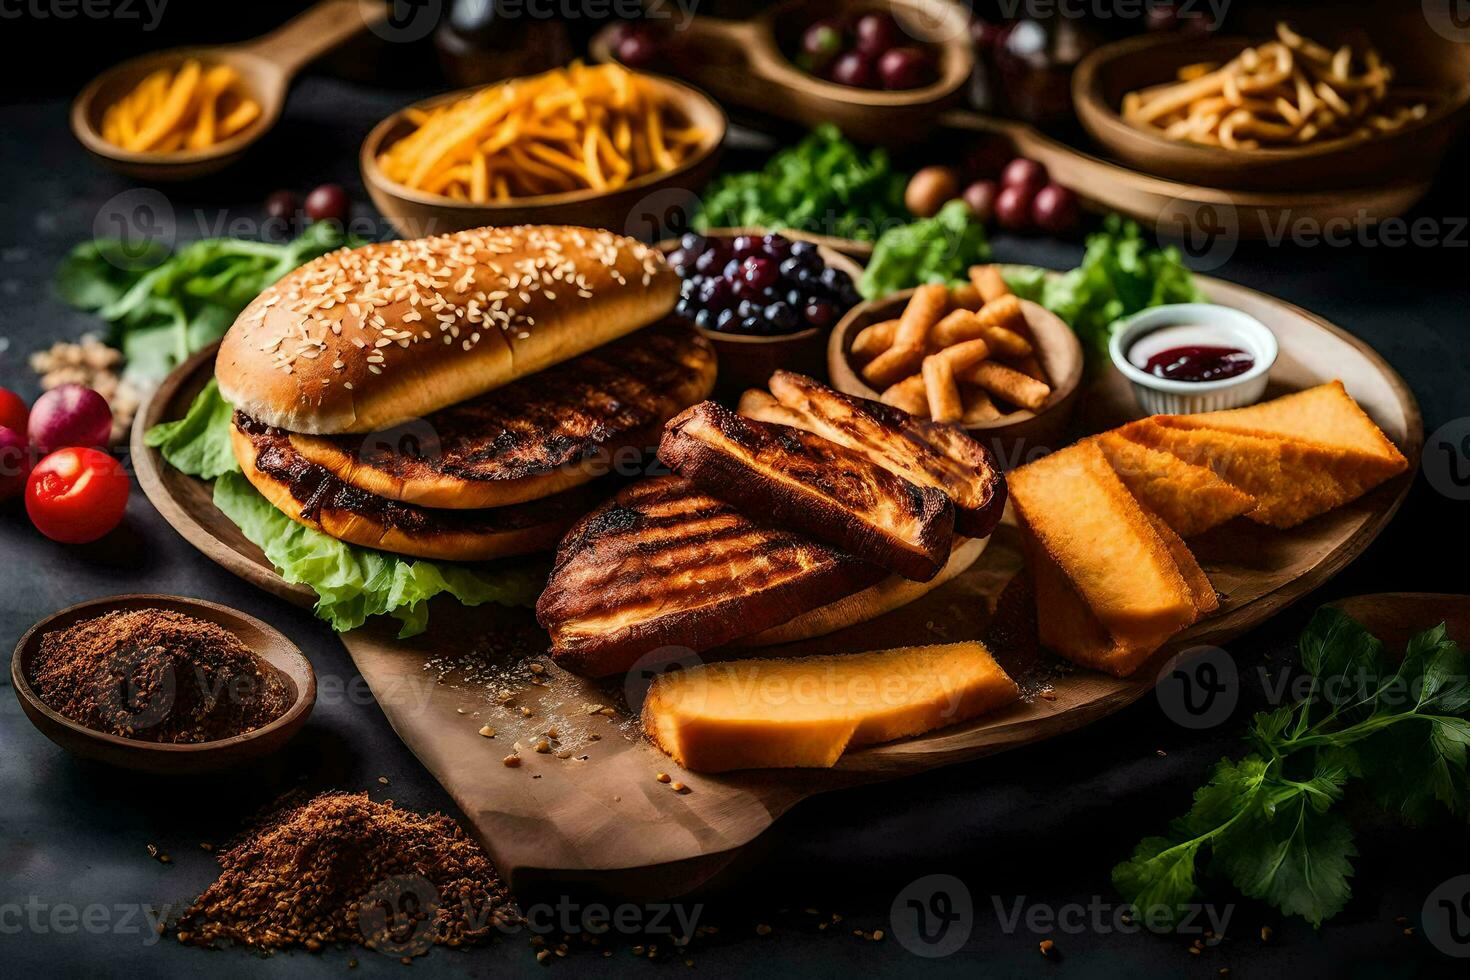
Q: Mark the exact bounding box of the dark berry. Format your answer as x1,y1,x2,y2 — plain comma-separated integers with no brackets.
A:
790,240,818,258
819,267,853,293
804,299,837,328
739,316,765,334
699,277,733,309
786,288,805,308
693,250,722,276
722,258,743,279
764,302,798,331
679,277,700,300
679,233,706,255
693,308,715,330
714,308,737,331
674,297,696,320
731,235,759,258
761,233,792,260
741,257,778,291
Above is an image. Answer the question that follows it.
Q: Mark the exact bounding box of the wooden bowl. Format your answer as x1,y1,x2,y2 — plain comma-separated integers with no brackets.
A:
12,595,316,775
656,229,866,399
361,75,726,240
592,0,973,148
829,289,1083,460
71,0,384,182
1073,32,1470,191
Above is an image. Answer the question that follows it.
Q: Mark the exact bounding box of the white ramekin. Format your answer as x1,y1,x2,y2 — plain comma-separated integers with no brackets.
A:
1109,303,1278,416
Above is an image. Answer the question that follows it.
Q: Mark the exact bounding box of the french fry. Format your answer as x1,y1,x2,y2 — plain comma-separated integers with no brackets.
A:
961,387,1002,424
973,294,1025,334
932,338,991,373
950,282,985,310
863,344,925,390
929,309,984,347
894,283,949,350
962,362,1051,411
978,324,1032,359
880,375,929,417
851,319,899,362
968,265,1011,303
922,355,962,423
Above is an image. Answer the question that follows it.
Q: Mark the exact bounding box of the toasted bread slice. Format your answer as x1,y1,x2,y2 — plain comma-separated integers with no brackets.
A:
1009,441,1199,654
1093,431,1255,537
660,402,954,582
1189,380,1407,469
290,322,716,509
231,415,594,561
1115,417,1400,529
536,477,886,677
642,641,1019,772
740,371,1006,538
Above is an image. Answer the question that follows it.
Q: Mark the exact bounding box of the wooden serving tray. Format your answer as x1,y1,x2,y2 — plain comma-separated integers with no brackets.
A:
133,275,1419,898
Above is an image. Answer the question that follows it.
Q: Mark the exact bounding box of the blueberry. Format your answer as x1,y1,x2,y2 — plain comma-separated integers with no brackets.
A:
764,301,798,331
790,239,817,258
693,308,715,330
803,299,837,328
731,234,759,258
693,250,722,276
762,233,792,261
679,277,700,300
779,257,805,281
793,266,815,285
736,299,756,319
819,267,853,293
786,288,805,308
722,258,743,279
714,308,737,331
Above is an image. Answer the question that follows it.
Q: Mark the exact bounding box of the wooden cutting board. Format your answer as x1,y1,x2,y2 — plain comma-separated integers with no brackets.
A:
134,275,1420,898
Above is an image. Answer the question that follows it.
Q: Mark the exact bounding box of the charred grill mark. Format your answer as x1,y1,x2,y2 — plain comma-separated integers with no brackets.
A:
237,412,595,538
322,323,713,483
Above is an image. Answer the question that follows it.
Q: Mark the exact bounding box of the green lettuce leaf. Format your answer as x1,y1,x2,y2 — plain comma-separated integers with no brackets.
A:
1004,216,1205,365
858,200,991,300
143,378,239,480
146,384,539,637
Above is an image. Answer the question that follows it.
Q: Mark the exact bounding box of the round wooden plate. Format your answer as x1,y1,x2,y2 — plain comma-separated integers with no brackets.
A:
132,276,1419,892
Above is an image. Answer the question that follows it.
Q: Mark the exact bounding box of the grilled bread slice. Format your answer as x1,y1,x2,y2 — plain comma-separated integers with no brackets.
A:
739,371,1006,538
289,322,716,509
536,477,887,677
660,402,954,582
232,414,597,561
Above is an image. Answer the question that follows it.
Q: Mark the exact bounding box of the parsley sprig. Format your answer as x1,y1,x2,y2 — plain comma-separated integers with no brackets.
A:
1114,607,1470,927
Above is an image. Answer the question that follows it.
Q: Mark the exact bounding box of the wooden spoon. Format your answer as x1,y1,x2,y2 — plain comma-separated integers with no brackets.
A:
71,0,387,181
591,0,974,147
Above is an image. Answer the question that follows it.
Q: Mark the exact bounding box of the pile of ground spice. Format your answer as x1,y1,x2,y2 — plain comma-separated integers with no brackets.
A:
28,608,290,743
176,792,517,952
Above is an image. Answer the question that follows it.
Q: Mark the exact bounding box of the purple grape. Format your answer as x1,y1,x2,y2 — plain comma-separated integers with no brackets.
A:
714,308,737,331
679,277,699,300
829,51,875,88
722,258,743,279
736,299,757,319
741,257,778,291
739,316,765,334
693,308,715,330
790,240,818,258
786,288,805,307
803,300,837,328
675,297,696,320
819,267,852,293
699,277,733,309
761,232,792,260
679,233,706,254
731,234,759,259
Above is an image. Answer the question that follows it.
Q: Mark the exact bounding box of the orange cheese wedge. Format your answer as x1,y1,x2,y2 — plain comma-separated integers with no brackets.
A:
1008,441,1200,653
1092,431,1255,537
642,642,1019,772
1189,380,1408,469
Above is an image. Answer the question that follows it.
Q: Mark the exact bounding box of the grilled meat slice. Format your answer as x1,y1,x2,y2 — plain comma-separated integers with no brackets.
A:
233,413,600,561
739,371,1007,538
659,402,954,581
289,322,716,508
536,477,887,677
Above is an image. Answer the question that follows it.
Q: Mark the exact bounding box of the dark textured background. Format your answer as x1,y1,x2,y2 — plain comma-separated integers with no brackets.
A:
2,2,1469,976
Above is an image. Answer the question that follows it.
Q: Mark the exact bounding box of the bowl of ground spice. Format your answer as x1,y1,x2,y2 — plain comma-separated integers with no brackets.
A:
11,594,315,773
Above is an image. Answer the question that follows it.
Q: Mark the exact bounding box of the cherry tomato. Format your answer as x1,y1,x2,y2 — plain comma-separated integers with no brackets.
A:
0,387,27,433
304,183,350,224
25,447,129,544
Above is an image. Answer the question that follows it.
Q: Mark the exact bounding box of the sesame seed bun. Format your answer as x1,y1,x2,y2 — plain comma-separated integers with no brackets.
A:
216,225,676,435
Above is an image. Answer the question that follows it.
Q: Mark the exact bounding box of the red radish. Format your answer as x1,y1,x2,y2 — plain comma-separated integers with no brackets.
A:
28,385,112,455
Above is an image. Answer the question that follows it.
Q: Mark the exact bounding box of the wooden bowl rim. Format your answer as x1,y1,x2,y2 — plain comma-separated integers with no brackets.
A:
70,47,278,167
1073,32,1470,166
360,73,728,213
656,228,863,348
11,593,315,757
829,286,1084,431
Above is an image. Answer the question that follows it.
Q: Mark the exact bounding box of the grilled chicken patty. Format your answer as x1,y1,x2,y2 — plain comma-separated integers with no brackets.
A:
233,413,603,561
289,322,716,509
536,477,886,677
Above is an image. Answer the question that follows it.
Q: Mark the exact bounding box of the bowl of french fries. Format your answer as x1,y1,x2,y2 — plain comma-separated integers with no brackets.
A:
1073,22,1470,191
829,265,1084,455
362,62,726,239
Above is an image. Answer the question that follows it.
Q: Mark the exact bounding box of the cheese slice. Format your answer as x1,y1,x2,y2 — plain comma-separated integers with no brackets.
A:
1187,380,1407,468
642,642,1019,772
1115,417,1399,529
1008,441,1199,649
1092,431,1255,537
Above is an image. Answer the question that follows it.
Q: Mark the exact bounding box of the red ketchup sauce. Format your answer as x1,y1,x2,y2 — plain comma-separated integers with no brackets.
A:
1143,345,1255,383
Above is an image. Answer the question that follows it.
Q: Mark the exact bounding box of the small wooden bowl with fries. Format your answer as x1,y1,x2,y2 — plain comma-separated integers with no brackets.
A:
1073,23,1470,191
361,63,726,239
829,265,1083,458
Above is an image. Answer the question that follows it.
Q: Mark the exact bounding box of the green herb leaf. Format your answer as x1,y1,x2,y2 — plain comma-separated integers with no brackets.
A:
696,125,907,243
857,201,990,300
